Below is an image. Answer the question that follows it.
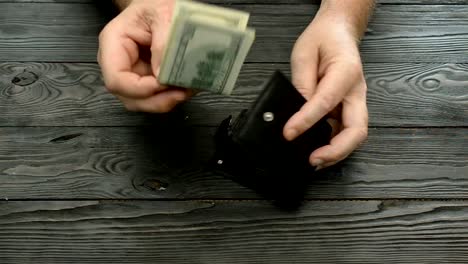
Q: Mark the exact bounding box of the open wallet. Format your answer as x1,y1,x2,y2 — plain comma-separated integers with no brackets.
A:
210,71,332,208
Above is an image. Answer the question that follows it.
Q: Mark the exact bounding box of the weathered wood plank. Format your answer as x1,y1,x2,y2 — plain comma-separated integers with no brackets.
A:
0,62,466,127
364,63,468,126
1,200,468,264
1,3,468,62
1,0,467,5
190,62,468,127
0,127,465,200
0,3,106,61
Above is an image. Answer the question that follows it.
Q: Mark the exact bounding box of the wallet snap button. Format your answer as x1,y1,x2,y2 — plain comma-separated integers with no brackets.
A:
263,112,274,122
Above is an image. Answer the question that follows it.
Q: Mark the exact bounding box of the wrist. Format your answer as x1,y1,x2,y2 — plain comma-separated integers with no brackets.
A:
113,0,174,13
317,0,374,42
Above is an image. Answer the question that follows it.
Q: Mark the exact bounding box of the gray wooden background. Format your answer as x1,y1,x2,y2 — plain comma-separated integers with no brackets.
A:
0,0,467,263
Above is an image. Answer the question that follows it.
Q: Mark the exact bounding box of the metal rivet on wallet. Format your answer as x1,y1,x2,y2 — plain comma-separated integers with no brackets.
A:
263,112,274,122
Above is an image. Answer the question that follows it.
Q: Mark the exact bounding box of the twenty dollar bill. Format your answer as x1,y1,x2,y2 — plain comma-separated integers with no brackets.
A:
158,0,255,95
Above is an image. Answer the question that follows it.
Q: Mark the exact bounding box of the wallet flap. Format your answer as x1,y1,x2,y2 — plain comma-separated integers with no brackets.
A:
233,71,304,147
231,71,331,170
211,71,332,207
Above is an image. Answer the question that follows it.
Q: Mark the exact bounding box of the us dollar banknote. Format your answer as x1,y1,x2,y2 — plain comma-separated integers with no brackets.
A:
158,0,255,95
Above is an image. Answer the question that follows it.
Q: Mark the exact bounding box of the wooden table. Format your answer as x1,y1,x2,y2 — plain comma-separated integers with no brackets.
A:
0,0,467,263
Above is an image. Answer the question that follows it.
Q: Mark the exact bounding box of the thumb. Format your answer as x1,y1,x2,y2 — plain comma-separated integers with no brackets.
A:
150,26,170,78
290,47,319,100
150,3,175,78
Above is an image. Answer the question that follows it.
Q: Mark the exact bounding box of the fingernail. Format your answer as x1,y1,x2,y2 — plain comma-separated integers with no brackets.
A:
311,159,324,167
156,67,161,78
285,129,298,141
315,165,324,171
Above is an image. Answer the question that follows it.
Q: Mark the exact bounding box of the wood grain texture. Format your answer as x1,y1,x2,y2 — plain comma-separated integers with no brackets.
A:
1,0,467,5
0,62,148,126
1,62,466,127
0,126,465,200
3,0,468,3
0,1,466,262
0,3,107,62
191,62,468,127
2,3,468,62
364,63,468,126
1,200,468,264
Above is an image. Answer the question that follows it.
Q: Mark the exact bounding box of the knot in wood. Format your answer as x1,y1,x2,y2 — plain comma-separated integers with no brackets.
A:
12,70,39,86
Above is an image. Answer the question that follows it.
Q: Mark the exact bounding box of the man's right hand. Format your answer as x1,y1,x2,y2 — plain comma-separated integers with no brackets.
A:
98,0,193,113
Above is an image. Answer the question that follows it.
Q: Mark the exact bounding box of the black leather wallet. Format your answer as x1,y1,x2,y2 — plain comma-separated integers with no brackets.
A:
211,71,331,207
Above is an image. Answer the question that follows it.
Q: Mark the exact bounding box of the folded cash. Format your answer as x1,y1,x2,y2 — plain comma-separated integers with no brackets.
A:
158,0,255,95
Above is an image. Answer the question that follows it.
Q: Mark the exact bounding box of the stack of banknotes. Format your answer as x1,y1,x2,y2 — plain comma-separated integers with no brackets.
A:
158,0,255,95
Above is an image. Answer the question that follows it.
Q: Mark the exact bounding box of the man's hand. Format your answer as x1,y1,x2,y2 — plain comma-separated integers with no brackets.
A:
98,0,193,113
284,0,374,170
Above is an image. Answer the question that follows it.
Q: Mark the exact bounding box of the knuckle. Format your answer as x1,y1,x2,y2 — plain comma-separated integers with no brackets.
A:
138,101,170,114
341,60,364,78
98,21,118,46
159,99,182,113
97,50,104,66
98,31,104,43
150,43,163,57
363,110,369,125
317,93,336,113
98,26,109,43
291,53,309,66
301,114,315,129
350,62,363,74
361,81,368,92
104,79,118,93
157,102,174,113
357,127,368,142
123,102,138,112
329,151,344,163
157,106,170,113
98,30,104,42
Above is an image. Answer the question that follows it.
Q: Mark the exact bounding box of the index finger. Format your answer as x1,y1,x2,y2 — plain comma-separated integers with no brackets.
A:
283,63,358,141
310,94,368,168
98,26,161,98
